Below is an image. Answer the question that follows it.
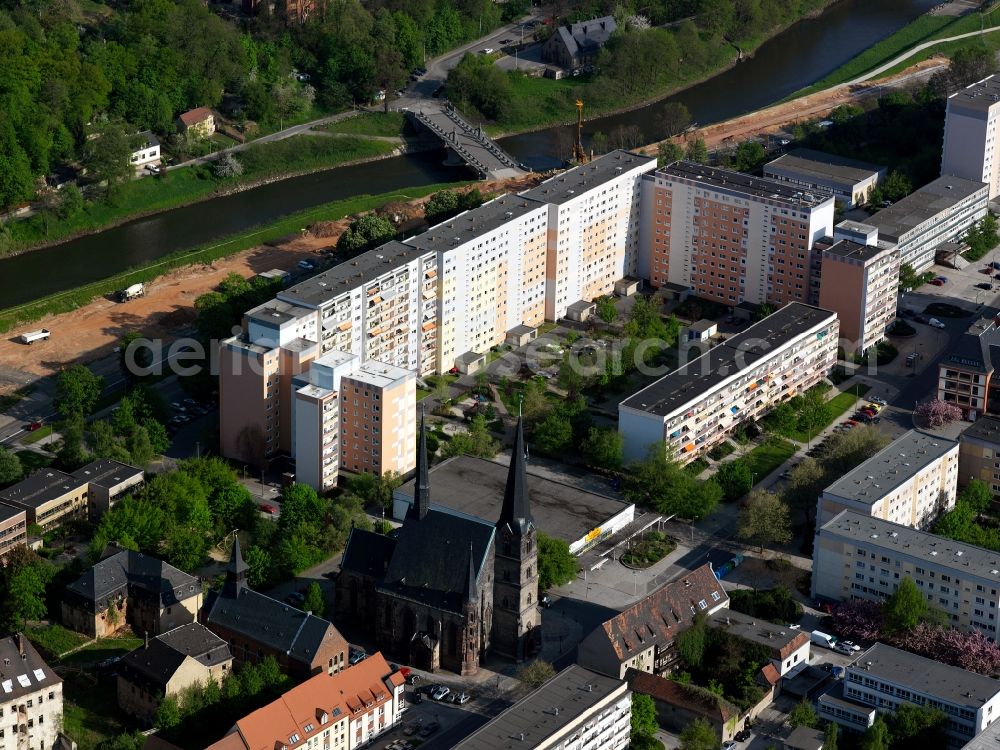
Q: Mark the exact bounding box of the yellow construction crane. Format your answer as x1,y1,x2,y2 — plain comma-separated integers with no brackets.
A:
572,99,587,164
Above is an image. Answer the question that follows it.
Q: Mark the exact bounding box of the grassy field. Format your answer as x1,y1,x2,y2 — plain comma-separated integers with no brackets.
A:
3,136,397,255
63,672,132,750
321,112,408,137
791,8,1000,98
742,438,797,479
0,181,467,334
21,425,54,444
780,384,872,442
25,624,89,658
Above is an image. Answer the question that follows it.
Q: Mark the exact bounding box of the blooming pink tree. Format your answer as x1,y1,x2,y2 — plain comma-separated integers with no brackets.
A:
833,599,884,641
914,400,963,427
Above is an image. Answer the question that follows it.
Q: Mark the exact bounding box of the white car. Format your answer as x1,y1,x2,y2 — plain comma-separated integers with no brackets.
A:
481,48,494,54
722,742,737,750
431,685,450,701
929,318,946,329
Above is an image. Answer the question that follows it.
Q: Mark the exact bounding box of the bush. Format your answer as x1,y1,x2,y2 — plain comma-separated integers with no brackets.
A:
620,531,676,568
728,587,802,623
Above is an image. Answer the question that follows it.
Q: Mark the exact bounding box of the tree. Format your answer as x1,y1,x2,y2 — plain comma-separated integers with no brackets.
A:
591,131,610,156
4,563,49,630
537,531,576,590
302,581,326,617
84,120,135,200
914,400,963,427
623,446,722,521
959,479,993,514
336,214,397,257
443,415,500,459
788,699,818,728
890,703,947,746
861,716,890,750
737,490,792,553
679,717,717,750
675,615,706,667
532,412,574,456
825,721,839,750
347,471,402,510
630,693,658,741
684,138,708,164
782,456,826,529
155,696,181,730
581,427,624,469
55,364,105,419
714,459,753,501
659,101,691,137
596,296,618,325
214,154,244,179
898,262,922,292
658,140,684,167
57,183,84,220
883,577,928,635
244,545,272,588
881,170,912,203
516,659,555,689
0,448,22,488
733,140,766,172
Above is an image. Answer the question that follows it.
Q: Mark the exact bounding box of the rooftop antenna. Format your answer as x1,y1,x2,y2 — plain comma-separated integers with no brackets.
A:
573,99,587,164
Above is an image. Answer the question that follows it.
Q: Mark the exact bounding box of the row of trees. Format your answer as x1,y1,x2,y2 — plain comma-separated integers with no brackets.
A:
933,479,1000,554
963,213,1000,262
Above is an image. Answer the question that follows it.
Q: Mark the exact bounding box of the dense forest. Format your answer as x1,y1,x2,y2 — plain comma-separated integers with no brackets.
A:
0,0,519,209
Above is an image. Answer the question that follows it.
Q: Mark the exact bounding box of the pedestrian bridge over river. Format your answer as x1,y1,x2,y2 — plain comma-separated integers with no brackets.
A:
409,103,524,180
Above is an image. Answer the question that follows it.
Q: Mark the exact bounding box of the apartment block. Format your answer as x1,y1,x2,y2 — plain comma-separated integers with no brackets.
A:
763,148,884,208
816,429,959,529
942,74,1000,200
339,362,415,477
818,642,1000,745
817,232,899,354
0,506,26,560
0,635,62,750
618,303,838,464
938,317,1000,420
523,150,656,320
451,665,631,750
205,653,404,750
639,162,835,307
865,175,988,272
71,459,145,519
959,417,1000,495
407,194,549,372
813,511,1000,636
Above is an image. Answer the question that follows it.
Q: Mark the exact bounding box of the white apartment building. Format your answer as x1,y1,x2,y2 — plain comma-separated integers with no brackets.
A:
813,511,1000,637
0,635,62,750
618,303,839,464
638,162,835,307
407,194,549,372
816,430,959,529
451,665,631,750
523,150,656,320
818,643,1000,745
339,361,416,478
942,74,1000,200
865,175,988,272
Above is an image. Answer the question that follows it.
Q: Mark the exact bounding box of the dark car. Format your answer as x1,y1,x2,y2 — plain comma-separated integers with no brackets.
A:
411,691,423,704
914,314,931,324
978,282,994,290
734,729,751,742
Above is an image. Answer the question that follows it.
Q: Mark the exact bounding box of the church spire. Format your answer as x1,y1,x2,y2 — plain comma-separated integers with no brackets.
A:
499,417,533,535
408,409,430,521
223,536,247,597
464,543,478,602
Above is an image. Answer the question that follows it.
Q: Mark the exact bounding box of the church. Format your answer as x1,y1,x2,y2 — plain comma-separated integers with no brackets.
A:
335,417,540,675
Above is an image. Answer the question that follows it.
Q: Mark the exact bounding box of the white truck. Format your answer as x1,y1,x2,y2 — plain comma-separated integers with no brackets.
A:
19,329,50,345
810,630,838,649
117,283,145,302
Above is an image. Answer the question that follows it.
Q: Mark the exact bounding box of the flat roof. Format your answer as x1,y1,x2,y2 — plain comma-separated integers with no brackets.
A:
866,175,987,241
687,319,716,332
396,454,631,545
707,610,808,655
0,469,85,509
853,642,1000,707
764,148,883,186
959,715,1000,750
278,241,432,309
655,161,833,208
521,150,655,205
246,298,313,328
820,510,1000,582
620,303,836,417
70,459,143,489
947,74,1000,115
822,430,957,505
822,239,890,263
451,665,626,750
344,361,413,388
962,416,1000,446
406,194,547,254
0,504,24,524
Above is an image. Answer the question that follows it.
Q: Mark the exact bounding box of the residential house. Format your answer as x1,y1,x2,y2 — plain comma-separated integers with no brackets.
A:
0,634,62,750
177,108,216,138
938,317,1000,419
959,416,1000,495
130,131,161,170
542,16,617,70
626,670,740,745
706,610,811,679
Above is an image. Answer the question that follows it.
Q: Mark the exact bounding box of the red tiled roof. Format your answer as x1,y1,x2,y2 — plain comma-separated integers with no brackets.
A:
778,633,810,660
626,669,739,723
599,563,728,660
179,107,213,126
759,663,780,687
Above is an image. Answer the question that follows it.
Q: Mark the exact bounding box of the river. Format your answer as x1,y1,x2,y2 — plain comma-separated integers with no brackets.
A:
0,0,940,308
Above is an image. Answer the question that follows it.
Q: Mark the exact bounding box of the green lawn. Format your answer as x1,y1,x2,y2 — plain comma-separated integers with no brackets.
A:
25,624,89,658
321,112,408,137
791,8,1000,98
63,672,134,750
780,384,872,442
0,180,469,334
21,425,53,444
741,438,797,480
60,636,143,667
3,136,396,257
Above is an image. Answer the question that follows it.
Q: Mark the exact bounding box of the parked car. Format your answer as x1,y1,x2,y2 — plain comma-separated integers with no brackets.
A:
349,649,366,665
734,729,751,742
978,282,995,290
285,591,305,606
540,593,552,608
259,503,277,514
928,278,944,286
982,267,995,274
929,318,946,329
870,396,887,405
418,722,440,739
934,276,948,283
26,421,43,431
431,685,450,701
411,691,423,704
480,47,494,54
407,673,421,685
297,259,316,271
454,692,471,705
722,741,737,750
914,314,931,324
500,38,512,44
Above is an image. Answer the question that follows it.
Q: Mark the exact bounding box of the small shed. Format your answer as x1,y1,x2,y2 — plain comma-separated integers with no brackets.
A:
506,325,537,348
656,282,691,303
455,351,486,375
614,277,642,297
258,269,291,285
566,300,596,322
682,319,717,343
783,726,825,750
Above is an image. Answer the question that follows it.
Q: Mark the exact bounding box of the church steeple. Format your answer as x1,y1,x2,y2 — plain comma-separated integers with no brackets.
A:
499,417,533,536
464,543,478,602
408,410,430,521
223,536,247,597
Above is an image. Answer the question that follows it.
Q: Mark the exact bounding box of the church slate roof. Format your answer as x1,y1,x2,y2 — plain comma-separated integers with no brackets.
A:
65,548,199,612
119,623,230,692
378,508,495,614
340,528,397,578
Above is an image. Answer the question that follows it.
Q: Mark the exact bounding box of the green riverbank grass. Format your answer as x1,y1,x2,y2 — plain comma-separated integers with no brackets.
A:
0,181,467,334
320,112,408,137
791,7,1000,99
2,135,396,255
